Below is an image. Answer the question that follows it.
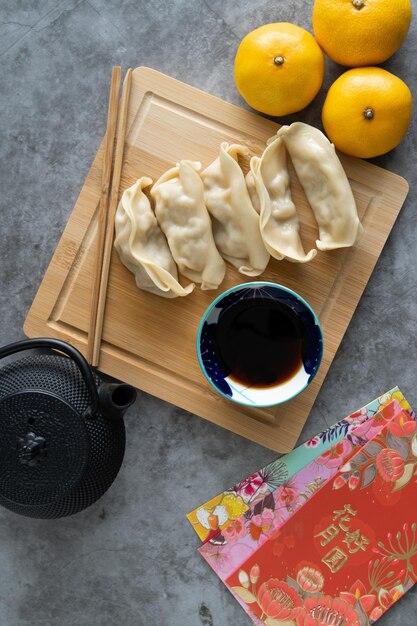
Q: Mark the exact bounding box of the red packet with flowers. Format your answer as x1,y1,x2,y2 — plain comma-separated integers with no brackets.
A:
199,401,404,583
189,388,413,543
225,409,417,626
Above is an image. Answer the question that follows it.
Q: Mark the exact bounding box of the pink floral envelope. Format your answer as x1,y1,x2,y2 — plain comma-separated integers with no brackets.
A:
188,388,412,542
198,400,405,582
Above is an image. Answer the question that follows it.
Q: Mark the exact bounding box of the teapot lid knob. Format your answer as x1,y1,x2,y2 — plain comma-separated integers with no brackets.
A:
17,432,47,466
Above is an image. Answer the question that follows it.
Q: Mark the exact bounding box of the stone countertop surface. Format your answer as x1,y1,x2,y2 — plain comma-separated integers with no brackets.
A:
1,1,416,624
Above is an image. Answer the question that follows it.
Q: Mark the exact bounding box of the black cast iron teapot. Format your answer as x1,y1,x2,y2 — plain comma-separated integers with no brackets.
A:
0,338,137,519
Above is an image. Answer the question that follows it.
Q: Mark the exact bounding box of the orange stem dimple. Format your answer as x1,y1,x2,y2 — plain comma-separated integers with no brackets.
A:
352,0,365,9
274,55,284,66
364,107,375,120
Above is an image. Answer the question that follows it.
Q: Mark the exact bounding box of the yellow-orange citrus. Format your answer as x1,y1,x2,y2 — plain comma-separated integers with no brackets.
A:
234,23,325,116
313,0,412,67
322,67,412,158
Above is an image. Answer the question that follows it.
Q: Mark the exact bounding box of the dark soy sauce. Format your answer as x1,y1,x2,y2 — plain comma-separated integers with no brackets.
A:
214,297,305,388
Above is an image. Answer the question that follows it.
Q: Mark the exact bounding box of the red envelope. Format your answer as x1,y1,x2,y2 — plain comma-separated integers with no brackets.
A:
226,410,417,626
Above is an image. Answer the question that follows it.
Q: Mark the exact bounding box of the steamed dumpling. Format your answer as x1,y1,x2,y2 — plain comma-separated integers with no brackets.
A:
249,135,317,263
114,177,194,298
151,161,226,290
245,168,260,214
277,122,363,251
202,143,269,276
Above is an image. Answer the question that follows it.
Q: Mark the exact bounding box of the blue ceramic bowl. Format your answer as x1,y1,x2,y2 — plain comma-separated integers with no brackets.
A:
196,282,323,407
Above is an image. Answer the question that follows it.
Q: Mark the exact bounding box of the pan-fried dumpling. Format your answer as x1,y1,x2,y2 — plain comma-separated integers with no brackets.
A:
114,177,194,298
202,142,269,276
249,135,317,263
277,122,363,251
151,161,226,290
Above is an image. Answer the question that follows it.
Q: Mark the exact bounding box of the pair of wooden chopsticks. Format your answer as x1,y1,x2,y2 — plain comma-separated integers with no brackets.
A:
86,66,132,367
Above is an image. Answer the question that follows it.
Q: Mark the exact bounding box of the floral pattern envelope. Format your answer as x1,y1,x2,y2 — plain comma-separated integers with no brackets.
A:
188,388,412,542
199,400,405,582
225,407,417,626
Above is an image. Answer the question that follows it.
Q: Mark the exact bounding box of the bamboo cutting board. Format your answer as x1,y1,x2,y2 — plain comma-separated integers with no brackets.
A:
24,67,409,452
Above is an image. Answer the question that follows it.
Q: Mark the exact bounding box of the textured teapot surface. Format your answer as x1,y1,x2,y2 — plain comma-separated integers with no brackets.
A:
0,352,92,414
0,349,129,518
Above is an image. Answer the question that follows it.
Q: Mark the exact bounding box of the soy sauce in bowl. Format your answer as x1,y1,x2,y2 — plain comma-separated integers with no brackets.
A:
196,282,323,407
214,297,305,388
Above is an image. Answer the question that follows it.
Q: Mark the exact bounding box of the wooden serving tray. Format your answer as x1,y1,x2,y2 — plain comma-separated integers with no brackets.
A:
24,67,409,452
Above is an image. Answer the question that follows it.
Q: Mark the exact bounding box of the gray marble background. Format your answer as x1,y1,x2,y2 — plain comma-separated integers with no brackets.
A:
0,1,416,624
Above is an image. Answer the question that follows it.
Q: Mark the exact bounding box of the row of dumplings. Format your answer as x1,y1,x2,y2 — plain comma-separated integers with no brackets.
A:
114,122,363,298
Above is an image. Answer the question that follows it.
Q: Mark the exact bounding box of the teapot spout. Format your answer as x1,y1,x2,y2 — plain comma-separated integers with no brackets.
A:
98,383,137,420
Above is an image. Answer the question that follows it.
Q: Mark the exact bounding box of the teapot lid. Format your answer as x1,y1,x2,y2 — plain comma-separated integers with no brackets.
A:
0,390,89,507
